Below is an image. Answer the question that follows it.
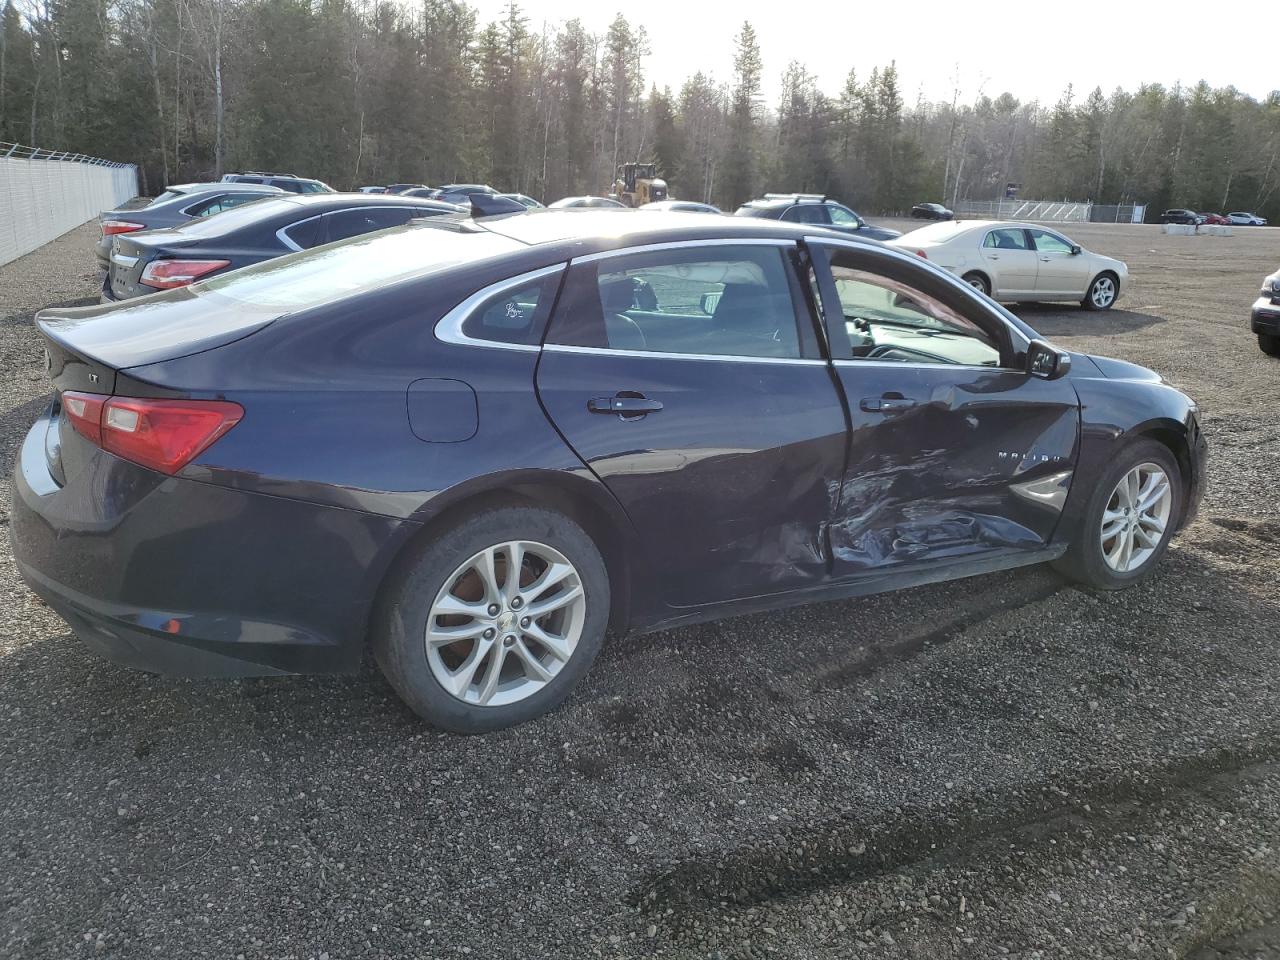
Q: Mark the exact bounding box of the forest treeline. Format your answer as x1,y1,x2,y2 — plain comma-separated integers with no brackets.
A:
3,0,1280,217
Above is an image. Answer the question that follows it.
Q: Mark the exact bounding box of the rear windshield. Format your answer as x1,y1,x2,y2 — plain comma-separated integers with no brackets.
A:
908,220,973,242
172,197,304,237
193,223,523,309
149,190,183,205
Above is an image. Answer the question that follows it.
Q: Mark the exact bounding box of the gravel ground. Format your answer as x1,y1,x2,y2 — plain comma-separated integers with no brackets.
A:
1,218,1279,960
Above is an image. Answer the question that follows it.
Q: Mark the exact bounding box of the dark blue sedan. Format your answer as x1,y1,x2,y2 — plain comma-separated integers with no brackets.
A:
12,211,1206,732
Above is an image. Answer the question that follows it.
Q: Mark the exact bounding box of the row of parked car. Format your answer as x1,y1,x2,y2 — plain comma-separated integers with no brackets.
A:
98,181,1131,314
1161,208,1268,226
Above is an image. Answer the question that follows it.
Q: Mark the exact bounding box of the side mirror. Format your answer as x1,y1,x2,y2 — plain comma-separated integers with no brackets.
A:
1070,244,1082,255
1026,339,1072,380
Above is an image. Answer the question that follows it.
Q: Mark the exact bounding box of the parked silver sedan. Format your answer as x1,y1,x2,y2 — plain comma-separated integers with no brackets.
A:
888,220,1129,310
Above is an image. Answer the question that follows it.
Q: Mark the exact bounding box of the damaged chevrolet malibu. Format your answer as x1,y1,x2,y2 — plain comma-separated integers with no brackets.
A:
12,211,1207,732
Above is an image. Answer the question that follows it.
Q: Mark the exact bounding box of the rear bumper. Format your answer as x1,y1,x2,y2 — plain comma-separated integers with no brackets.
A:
11,410,414,678
1251,298,1280,335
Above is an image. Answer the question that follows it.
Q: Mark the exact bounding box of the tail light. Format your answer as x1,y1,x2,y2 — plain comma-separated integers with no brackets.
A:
101,219,145,237
915,249,928,259
61,391,243,475
140,259,231,290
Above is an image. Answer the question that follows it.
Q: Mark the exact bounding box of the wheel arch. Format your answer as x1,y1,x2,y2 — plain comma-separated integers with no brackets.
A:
367,470,640,645
1124,418,1197,527
961,268,992,293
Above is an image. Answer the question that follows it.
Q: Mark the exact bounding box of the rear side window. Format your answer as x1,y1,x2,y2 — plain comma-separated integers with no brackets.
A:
462,274,563,346
984,228,1029,250
548,245,802,359
184,193,268,218
782,204,829,225
281,217,323,250
234,176,265,184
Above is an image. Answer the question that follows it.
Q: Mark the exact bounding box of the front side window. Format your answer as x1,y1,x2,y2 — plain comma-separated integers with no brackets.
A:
983,228,1029,250
828,204,862,227
549,245,802,359
1028,229,1074,254
826,256,1001,367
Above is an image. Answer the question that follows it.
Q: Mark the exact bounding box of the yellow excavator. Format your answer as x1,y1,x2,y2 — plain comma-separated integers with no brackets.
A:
610,162,668,207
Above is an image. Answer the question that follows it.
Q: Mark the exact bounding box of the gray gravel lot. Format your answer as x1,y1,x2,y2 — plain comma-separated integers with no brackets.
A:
1,218,1279,960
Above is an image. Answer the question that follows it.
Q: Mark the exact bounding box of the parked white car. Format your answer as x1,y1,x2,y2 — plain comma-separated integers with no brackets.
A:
888,221,1129,310
1227,212,1268,226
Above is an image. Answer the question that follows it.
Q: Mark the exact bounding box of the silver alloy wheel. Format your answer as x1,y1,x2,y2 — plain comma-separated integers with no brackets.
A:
967,276,987,293
425,540,586,707
1090,275,1116,308
1100,462,1173,573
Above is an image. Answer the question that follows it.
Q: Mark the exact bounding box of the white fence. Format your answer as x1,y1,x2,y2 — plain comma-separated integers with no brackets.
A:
953,199,1146,224
0,142,139,268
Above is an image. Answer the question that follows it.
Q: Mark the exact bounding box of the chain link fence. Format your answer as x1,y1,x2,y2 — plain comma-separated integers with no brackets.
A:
953,199,1146,224
0,142,139,268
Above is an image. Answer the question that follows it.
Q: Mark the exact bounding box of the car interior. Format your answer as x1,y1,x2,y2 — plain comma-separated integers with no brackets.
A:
591,253,802,358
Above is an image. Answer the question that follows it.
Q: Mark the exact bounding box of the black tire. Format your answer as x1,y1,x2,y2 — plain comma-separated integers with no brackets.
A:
1052,439,1183,590
962,271,991,297
1082,272,1119,311
1259,333,1280,357
373,505,610,733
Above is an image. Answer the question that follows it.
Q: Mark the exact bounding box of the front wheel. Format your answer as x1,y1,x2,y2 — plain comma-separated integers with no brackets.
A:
1082,273,1118,310
1053,439,1182,590
1259,333,1280,357
962,271,991,297
374,506,610,732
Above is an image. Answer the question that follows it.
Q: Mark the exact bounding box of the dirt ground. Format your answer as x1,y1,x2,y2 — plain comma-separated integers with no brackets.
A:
1,218,1279,960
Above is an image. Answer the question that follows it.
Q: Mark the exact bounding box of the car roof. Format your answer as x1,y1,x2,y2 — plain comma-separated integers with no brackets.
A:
477,208,870,254
168,181,286,195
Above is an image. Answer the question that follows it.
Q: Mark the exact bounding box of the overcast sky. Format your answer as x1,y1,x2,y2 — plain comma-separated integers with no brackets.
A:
469,0,1275,107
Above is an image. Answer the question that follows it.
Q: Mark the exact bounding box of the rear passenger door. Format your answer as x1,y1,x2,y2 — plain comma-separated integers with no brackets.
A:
535,241,848,608
979,227,1039,297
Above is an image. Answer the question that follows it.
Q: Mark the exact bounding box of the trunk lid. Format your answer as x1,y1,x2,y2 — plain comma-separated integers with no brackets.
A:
108,230,200,300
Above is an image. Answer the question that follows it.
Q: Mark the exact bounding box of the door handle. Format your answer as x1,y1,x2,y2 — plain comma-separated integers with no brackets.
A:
860,396,919,414
588,395,663,417
987,254,1000,260
1040,256,1052,262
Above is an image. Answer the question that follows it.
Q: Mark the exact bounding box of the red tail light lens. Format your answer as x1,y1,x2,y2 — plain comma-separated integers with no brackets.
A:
915,249,928,259
61,391,106,445
101,220,145,237
60,392,243,474
140,259,231,290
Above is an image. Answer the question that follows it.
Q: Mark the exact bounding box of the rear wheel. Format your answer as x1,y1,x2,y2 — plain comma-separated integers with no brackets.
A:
962,271,990,297
374,506,609,732
1259,333,1280,356
1053,439,1182,590
1082,273,1118,310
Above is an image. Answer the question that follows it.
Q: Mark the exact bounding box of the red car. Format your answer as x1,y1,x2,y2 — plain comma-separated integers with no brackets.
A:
1199,212,1230,225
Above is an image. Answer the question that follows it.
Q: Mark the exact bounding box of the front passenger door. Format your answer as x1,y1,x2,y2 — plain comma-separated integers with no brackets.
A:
536,241,847,608
979,227,1039,297
1027,228,1091,296
809,240,1080,581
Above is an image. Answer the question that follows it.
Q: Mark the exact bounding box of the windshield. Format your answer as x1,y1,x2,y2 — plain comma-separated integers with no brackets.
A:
193,222,524,309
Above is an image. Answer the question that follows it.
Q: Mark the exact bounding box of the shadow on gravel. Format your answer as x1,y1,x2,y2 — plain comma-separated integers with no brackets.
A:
0,394,51,479
0,296,98,327
1008,303,1166,337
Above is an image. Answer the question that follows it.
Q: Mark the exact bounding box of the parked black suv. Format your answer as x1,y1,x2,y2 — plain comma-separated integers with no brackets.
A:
1160,208,1202,225
735,194,901,241
1252,268,1280,356
221,172,334,194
